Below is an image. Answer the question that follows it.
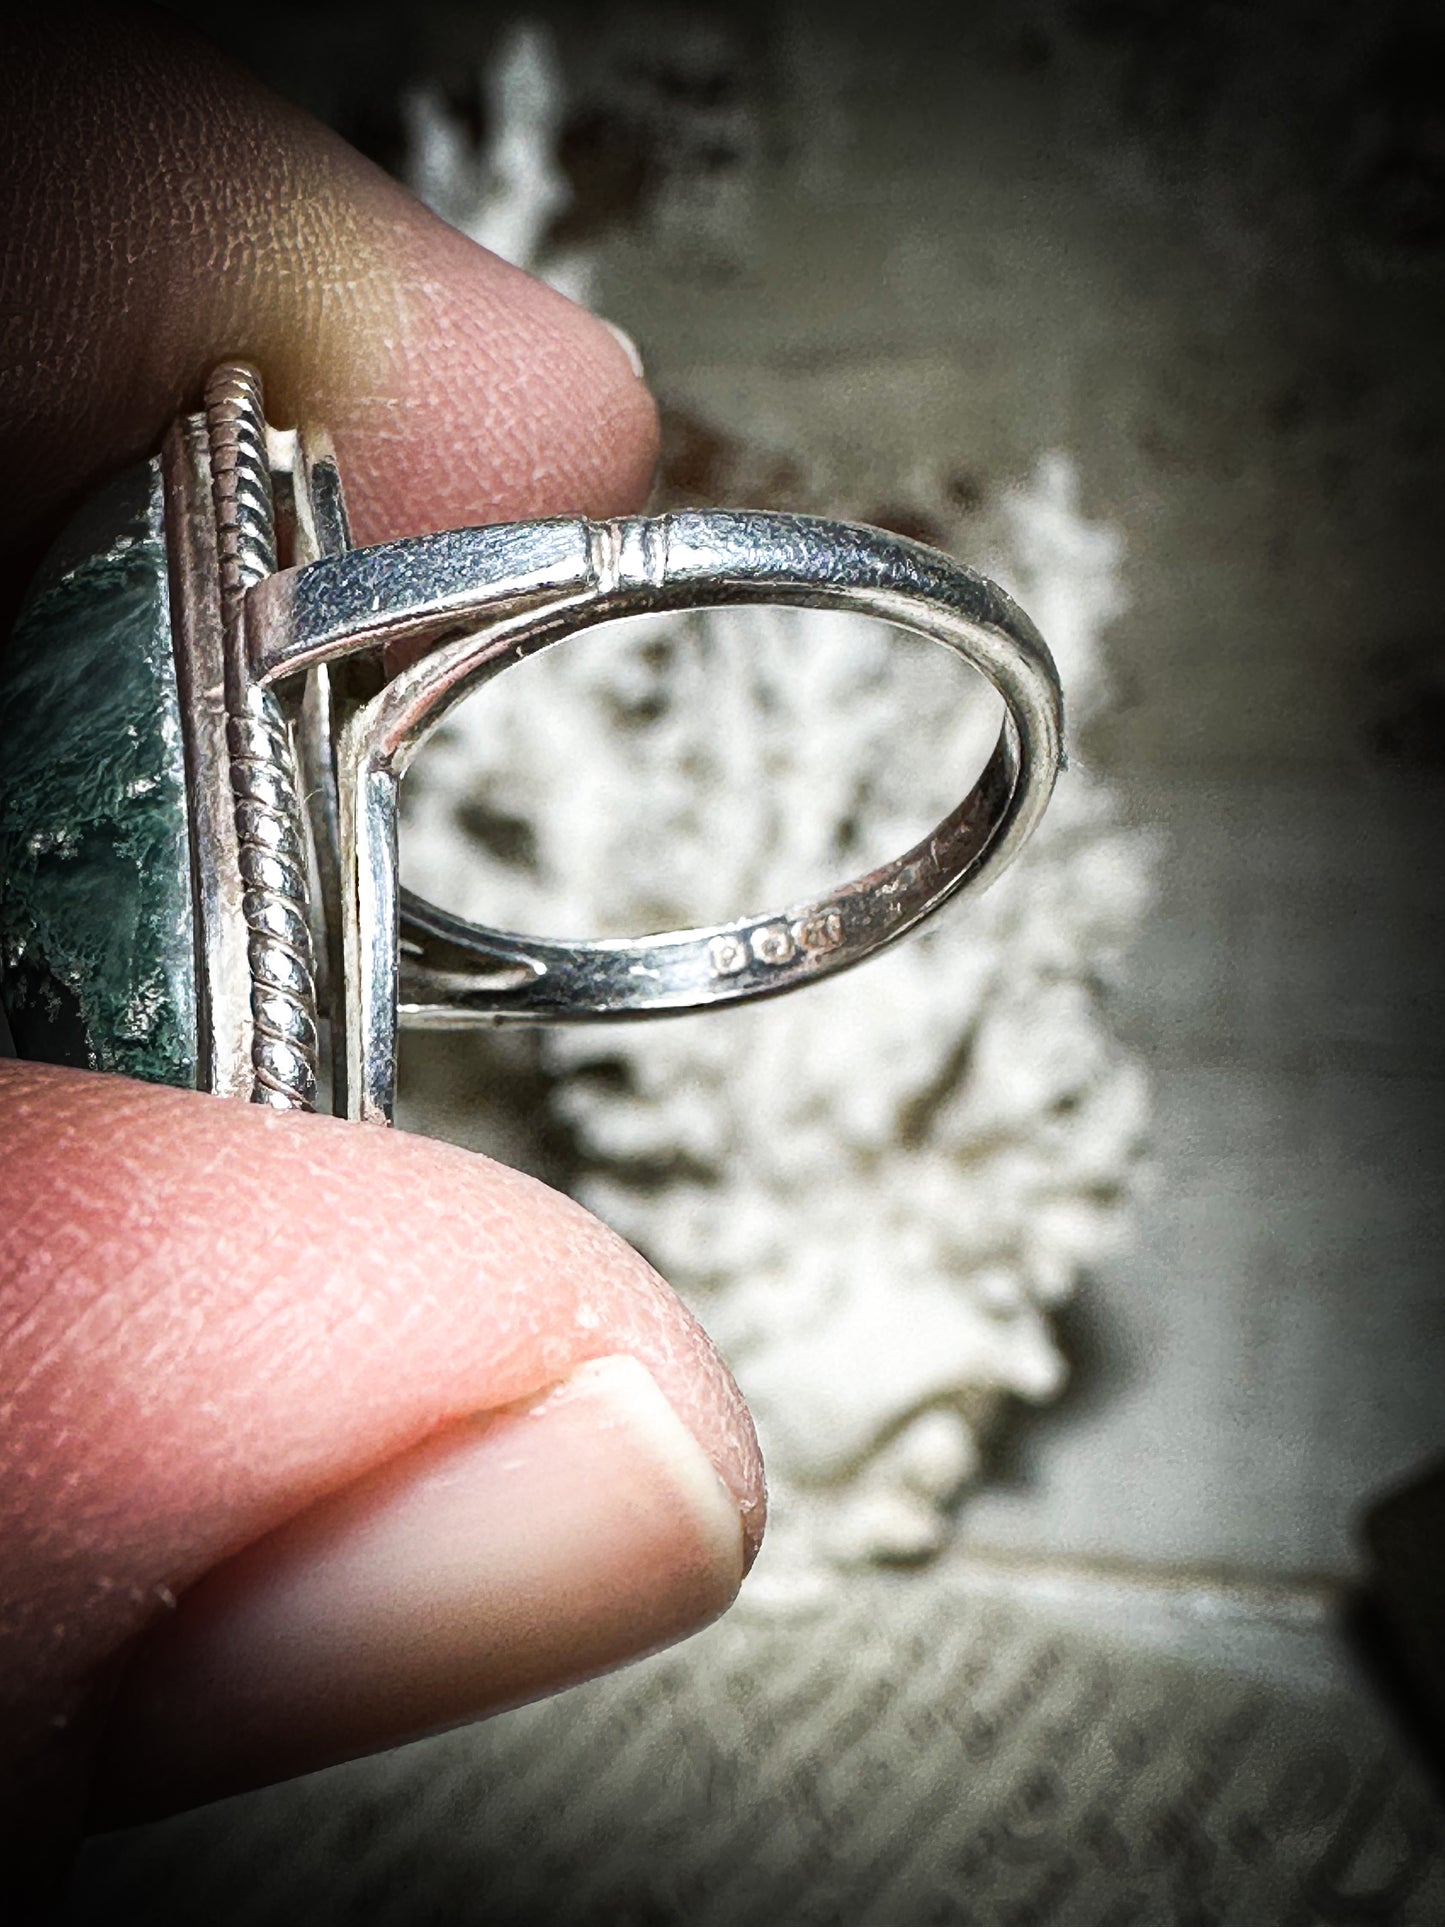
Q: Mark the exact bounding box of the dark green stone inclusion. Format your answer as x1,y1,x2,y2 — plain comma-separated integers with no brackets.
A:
0,459,197,1086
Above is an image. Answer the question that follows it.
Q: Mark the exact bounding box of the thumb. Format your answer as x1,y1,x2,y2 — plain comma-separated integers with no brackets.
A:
0,6,739,1887
1,1065,763,1828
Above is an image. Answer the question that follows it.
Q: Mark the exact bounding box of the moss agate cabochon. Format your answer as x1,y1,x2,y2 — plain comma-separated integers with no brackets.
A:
0,458,198,1086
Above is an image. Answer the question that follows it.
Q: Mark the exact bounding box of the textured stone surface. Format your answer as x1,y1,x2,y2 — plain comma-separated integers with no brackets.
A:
0,459,197,1087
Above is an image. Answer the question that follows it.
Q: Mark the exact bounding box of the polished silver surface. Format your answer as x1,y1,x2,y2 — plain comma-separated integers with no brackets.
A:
286,424,360,1114
161,415,253,1100
163,365,1065,1127
256,511,1063,1122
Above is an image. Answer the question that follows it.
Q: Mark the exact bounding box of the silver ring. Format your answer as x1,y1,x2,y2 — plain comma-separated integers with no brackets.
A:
0,363,1064,1124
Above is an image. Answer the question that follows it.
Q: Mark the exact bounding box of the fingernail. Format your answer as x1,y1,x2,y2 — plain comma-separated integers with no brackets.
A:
94,1356,745,1821
599,316,646,380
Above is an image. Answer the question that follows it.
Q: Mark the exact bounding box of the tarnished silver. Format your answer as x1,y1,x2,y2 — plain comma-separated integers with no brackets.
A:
169,363,1064,1125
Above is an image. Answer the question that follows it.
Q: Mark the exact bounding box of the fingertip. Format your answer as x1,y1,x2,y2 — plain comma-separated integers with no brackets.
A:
0,1065,764,1759
92,1354,744,1820
0,10,661,569
318,200,661,544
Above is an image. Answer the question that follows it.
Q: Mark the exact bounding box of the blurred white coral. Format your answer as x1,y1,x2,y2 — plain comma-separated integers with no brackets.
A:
399,20,1156,1575
402,458,1155,1572
401,20,593,305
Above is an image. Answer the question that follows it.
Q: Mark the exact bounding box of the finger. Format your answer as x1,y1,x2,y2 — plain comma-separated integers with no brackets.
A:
97,1357,744,1824
0,6,657,603
0,1065,764,1823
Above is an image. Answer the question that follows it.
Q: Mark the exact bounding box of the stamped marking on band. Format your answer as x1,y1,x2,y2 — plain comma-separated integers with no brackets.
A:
793,910,844,954
709,906,844,979
751,923,796,966
709,934,749,976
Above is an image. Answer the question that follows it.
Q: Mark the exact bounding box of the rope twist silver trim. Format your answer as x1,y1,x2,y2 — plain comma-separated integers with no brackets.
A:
205,363,319,1111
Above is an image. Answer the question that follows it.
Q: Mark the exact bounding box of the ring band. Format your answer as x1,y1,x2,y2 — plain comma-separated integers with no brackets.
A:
0,363,1064,1124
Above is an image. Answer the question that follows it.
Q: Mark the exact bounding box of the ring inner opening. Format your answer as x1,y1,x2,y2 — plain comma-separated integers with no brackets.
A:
398,603,1003,942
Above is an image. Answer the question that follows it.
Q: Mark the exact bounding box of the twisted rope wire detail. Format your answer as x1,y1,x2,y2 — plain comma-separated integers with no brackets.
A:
206,363,319,1111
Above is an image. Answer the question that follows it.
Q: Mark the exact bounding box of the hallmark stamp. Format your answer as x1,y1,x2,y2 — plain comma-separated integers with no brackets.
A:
750,923,795,966
709,934,750,976
792,910,844,954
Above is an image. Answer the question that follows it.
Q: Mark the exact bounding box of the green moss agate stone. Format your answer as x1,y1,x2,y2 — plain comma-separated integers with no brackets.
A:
0,458,197,1086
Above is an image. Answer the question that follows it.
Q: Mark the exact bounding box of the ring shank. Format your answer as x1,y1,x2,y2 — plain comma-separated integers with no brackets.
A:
250,510,1063,1118
396,717,1020,1024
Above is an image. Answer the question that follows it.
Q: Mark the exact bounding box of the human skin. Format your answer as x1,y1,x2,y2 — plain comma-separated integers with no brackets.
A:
0,6,764,1909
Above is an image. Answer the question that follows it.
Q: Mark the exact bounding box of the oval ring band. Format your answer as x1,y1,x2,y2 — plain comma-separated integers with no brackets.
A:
0,364,1064,1125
